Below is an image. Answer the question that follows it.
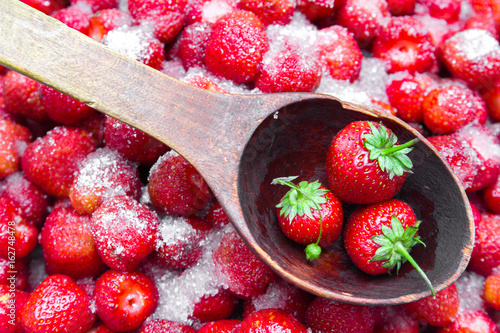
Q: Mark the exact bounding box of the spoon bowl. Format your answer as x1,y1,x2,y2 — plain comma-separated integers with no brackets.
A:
0,0,474,305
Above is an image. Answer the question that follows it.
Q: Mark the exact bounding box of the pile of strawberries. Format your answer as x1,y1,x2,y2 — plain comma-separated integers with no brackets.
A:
4,0,500,331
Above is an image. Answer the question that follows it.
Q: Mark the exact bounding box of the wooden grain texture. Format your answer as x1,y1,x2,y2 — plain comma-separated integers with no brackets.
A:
0,0,474,305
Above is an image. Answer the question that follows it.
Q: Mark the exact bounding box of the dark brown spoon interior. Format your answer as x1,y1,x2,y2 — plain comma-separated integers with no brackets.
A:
0,0,474,305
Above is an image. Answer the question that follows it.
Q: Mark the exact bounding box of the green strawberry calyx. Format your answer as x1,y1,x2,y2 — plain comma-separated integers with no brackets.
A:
272,176,328,261
371,215,435,297
363,122,419,179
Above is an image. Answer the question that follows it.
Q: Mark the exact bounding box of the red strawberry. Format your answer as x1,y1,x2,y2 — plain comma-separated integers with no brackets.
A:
21,0,66,15
198,319,242,333
205,10,269,84
483,177,500,213
69,147,142,214
372,16,437,74
70,0,118,13
178,22,213,70
442,29,500,90
87,322,116,333
416,0,461,23
483,273,500,310
469,213,500,277
138,319,196,332
21,126,96,198
326,121,417,205
39,202,107,279
481,77,500,121
89,8,133,42
271,176,343,260
191,287,239,322
436,310,500,333
20,274,96,333
0,285,29,333
403,283,460,326
234,308,308,333
463,13,498,38
0,118,32,179
296,0,337,21
95,270,158,332
314,25,362,82
386,0,416,15
470,0,500,33
148,150,211,217
204,201,231,228
73,112,107,146
2,71,47,121
91,195,160,272
213,230,277,299
104,116,169,166
371,305,420,333
306,296,375,333
255,44,321,93
344,199,435,295
238,0,294,25
52,5,91,36
422,85,484,135
0,257,29,290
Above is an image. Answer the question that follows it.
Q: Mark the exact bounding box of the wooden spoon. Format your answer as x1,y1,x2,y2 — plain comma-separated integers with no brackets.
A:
0,0,474,305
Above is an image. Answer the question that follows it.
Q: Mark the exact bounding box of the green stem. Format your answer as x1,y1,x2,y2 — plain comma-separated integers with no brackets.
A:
381,138,420,156
394,241,435,297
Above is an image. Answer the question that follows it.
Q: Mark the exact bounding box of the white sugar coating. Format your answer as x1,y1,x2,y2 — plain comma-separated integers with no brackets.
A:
148,149,180,179
201,0,234,23
449,139,481,190
355,57,391,102
28,250,48,291
161,59,187,79
459,0,474,21
119,0,129,13
102,24,157,64
266,12,318,54
151,224,234,324
457,124,500,163
140,185,152,205
157,215,196,248
316,74,372,106
251,279,294,311
415,14,456,46
3,172,40,217
455,271,486,314
449,29,500,61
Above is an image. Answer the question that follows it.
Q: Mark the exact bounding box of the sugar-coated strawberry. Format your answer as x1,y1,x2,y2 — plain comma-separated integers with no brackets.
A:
272,176,343,260
89,8,133,42
1,172,51,227
213,230,277,299
234,308,308,333
104,116,169,165
238,0,295,25
296,0,336,21
416,0,461,23
21,0,66,15
73,112,106,146
386,0,416,15
482,78,500,121
344,199,435,295
469,213,500,277
371,305,420,333
138,319,196,332
256,44,321,93
0,285,29,333
177,22,213,70
204,201,231,228
372,16,437,74
403,283,460,326
0,257,28,290
156,215,211,269
91,195,159,272
148,150,211,217
335,0,390,47
483,177,500,213
2,71,47,121
38,83,96,124
95,270,158,332
326,121,417,205
52,5,91,36
306,297,375,333
20,274,96,333
69,147,142,214
183,74,228,92
39,202,107,279
71,0,118,13
422,85,484,135
463,13,498,38
442,29,500,89
0,118,31,179
205,10,269,83
87,322,116,333
21,126,96,197
483,273,500,310
314,25,362,82
127,0,187,44
197,319,242,333
191,287,239,322
436,310,500,333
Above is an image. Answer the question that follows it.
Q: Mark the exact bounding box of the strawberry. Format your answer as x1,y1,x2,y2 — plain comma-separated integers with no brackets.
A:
483,273,500,310
91,195,160,272
326,121,417,205
183,74,228,92
21,126,96,198
52,5,92,36
70,0,118,13
481,77,500,121
372,16,437,74
95,270,158,332
39,202,107,279
422,85,484,135
403,283,460,326
371,305,420,333
416,0,461,23
306,296,375,333
271,176,343,260
0,118,32,179
197,319,242,333
238,0,295,25
177,22,213,70
234,308,308,333
69,147,142,214
0,285,29,333
89,8,133,42
0,257,28,290
344,199,435,295
441,29,500,90
21,0,66,15
138,319,196,332
436,310,500,333
104,116,169,166
314,25,362,82
470,0,500,33
386,0,416,15
469,213,500,277
191,287,239,322
483,177,500,213
213,230,277,299
148,150,211,217
204,201,231,228
20,274,96,333
255,44,321,93
2,71,47,121
205,10,269,84
73,112,107,146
